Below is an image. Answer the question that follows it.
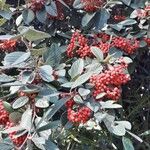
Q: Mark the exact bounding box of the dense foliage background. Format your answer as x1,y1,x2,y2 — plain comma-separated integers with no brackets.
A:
0,0,149,150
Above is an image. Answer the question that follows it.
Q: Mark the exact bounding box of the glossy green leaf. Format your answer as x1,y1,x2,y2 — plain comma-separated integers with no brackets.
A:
122,137,134,150
12,96,29,109
22,9,35,24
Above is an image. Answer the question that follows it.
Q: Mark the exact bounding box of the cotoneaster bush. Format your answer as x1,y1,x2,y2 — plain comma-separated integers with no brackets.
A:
0,0,149,149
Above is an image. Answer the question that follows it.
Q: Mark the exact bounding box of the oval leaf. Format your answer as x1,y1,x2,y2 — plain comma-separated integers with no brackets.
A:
12,96,29,109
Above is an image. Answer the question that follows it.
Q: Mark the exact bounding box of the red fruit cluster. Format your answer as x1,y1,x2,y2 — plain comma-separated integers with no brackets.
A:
0,100,9,125
113,15,126,22
6,122,26,147
67,32,91,58
64,0,74,6
30,0,46,11
144,38,150,47
90,64,130,100
98,42,110,54
67,106,91,124
145,5,150,16
81,0,104,12
65,99,75,108
66,99,91,124
112,37,139,54
32,73,43,84
0,40,17,52
96,32,110,43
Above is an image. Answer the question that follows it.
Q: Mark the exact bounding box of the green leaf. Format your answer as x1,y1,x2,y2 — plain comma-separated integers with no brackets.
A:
46,97,70,120
18,26,50,41
109,47,123,58
45,1,57,17
72,72,93,89
0,10,12,20
127,131,143,143
3,125,23,134
91,46,104,61
73,95,83,103
9,112,22,123
3,52,30,67
45,140,59,150
21,71,35,84
112,123,126,136
35,117,52,140
94,112,107,123
96,92,106,99
140,130,150,136
43,44,62,67
19,85,39,94
82,12,96,27
36,9,47,23
78,88,90,96
22,9,35,24
39,65,54,82
115,121,132,130
2,101,14,113
123,57,133,64
0,74,15,83
100,101,122,109
35,97,49,108
37,120,61,132
12,96,29,109
122,137,134,150
20,108,32,131
16,14,23,26
0,142,14,150
121,0,131,6
61,82,73,88
73,0,83,9
110,24,123,31
118,19,137,26
95,8,110,30
68,58,84,79
32,137,46,150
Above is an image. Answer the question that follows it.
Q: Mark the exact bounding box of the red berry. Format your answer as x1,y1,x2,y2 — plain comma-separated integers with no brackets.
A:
81,0,104,12
90,64,131,100
6,121,27,147
0,40,17,52
30,0,46,11
67,106,91,124
0,100,9,125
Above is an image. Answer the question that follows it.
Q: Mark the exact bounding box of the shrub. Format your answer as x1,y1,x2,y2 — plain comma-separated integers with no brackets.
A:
0,0,149,149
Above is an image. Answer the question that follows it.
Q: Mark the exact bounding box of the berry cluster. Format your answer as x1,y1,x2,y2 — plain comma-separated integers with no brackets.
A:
145,4,150,16
112,37,139,54
66,99,91,124
81,0,104,12
6,121,26,147
30,0,46,11
0,40,17,52
0,100,9,125
98,42,110,54
144,37,150,47
64,0,74,6
30,0,65,20
67,106,91,124
113,15,126,22
67,32,91,58
90,64,130,100
95,32,110,43
0,100,26,146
